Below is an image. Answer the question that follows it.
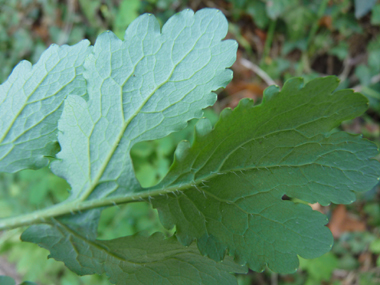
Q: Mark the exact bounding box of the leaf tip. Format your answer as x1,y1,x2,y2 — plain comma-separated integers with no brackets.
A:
262,85,280,103
281,77,304,93
220,107,233,119
195,118,212,138
174,140,191,162
237,97,255,108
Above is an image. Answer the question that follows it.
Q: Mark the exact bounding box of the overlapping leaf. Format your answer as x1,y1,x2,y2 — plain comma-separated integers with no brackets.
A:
9,9,242,284
22,222,246,285
148,77,380,273
51,8,237,201
0,41,91,172
1,6,379,284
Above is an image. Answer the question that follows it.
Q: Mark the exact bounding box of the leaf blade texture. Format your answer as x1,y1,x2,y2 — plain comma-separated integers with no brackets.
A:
0,40,91,172
150,77,380,273
51,9,237,200
21,222,246,285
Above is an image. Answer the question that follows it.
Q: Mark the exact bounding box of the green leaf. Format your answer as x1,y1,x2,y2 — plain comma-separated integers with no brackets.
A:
0,276,39,285
266,0,297,20
246,1,269,29
0,276,15,285
328,42,349,61
0,276,37,285
51,9,236,201
1,6,378,282
114,0,141,39
77,0,102,28
0,40,91,173
22,223,247,285
370,239,380,254
149,77,380,273
355,64,372,86
371,4,380,25
299,252,338,282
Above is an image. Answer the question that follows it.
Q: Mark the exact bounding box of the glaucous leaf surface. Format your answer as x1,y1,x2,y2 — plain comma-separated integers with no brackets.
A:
354,0,377,18
0,41,91,172
149,77,380,273
51,8,237,201
22,223,246,285
1,7,379,284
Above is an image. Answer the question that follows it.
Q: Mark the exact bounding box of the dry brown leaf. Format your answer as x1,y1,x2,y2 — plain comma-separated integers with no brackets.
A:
328,205,366,238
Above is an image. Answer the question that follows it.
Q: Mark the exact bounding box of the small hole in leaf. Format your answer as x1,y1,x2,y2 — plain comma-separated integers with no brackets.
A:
282,195,290,201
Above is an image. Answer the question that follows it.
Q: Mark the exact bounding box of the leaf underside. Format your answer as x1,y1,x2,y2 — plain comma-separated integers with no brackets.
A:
2,7,379,285
20,8,243,284
51,8,236,202
21,222,246,285
0,41,91,172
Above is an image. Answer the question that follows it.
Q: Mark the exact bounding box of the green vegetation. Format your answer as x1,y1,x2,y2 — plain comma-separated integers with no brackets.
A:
0,1,380,284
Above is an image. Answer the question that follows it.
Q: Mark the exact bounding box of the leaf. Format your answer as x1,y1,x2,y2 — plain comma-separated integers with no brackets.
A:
1,7,378,282
0,276,15,285
149,77,380,273
328,205,365,238
371,4,380,25
354,0,377,19
328,42,349,61
114,0,141,39
21,222,247,285
355,64,372,86
299,252,338,282
0,40,91,173
51,9,236,201
369,239,380,254
266,0,296,20
246,1,269,29
0,276,36,285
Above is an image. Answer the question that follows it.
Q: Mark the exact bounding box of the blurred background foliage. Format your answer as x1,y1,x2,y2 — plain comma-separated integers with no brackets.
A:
0,0,380,284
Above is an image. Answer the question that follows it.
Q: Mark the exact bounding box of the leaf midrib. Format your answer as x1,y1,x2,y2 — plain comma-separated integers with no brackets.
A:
0,158,360,231
79,158,360,211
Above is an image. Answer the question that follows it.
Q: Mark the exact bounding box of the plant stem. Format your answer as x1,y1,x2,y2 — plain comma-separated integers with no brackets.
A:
0,174,214,230
302,0,329,73
0,198,138,231
240,58,276,86
0,159,313,231
0,194,150,231
262,19,276,62
0,202,77,230
306,0,329,50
